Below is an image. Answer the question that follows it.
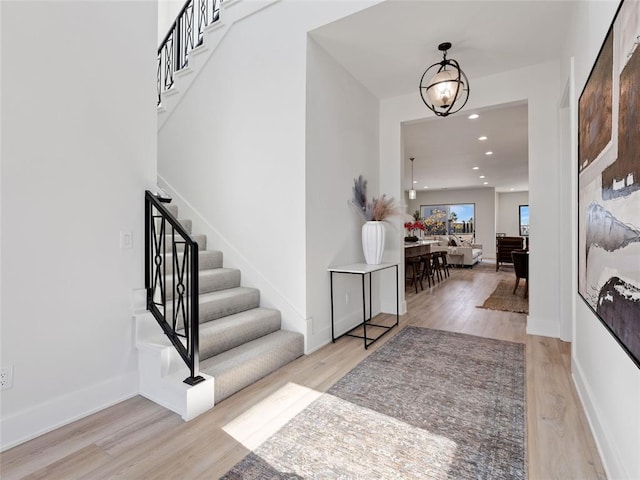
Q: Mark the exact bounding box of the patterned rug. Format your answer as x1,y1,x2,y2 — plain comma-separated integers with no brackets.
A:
478,279,529,314
222,327,526,479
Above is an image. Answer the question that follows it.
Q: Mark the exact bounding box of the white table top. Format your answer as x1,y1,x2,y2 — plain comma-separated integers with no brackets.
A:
328,262,398,274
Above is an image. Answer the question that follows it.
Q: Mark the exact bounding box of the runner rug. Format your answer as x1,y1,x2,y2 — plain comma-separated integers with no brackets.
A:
478,279,529,314
222,327,526,479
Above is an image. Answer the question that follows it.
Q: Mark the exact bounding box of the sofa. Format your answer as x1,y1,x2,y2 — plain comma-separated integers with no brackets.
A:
426,235,483,267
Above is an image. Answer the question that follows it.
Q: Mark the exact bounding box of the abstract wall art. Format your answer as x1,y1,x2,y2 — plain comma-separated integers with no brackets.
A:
578,0,640,368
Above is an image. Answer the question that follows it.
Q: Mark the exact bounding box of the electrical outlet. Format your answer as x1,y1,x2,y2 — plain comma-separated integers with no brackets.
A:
1,366,13,390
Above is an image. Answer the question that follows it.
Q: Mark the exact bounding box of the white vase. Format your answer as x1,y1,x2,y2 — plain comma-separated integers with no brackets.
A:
362,221,385,265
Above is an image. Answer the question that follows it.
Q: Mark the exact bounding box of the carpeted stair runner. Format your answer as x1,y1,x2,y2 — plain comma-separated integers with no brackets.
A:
160,204,304,403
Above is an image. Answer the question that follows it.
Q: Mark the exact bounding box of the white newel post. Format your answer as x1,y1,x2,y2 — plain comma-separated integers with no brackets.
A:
362,221,386,264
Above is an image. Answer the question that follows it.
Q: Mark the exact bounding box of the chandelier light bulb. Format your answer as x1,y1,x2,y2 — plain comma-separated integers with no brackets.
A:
426,68,464,108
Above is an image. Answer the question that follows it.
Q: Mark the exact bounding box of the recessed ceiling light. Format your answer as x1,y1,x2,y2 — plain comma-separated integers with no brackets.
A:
468,114,479,120
472,166,479,170
483,182,489,185
413,180,418,184
510,188,515,191
478,136,488,141
485,151,493,155
423,186,429,189
479,175,485,179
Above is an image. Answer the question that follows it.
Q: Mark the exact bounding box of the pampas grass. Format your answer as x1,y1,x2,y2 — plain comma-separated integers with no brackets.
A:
350,175,402,221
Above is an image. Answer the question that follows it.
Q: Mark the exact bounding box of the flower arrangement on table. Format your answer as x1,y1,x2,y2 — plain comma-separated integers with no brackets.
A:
349,175,401,221
349,175,402,264
404,220,426,242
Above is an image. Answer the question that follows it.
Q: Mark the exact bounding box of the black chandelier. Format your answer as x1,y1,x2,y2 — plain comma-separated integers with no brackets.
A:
419,42,470,117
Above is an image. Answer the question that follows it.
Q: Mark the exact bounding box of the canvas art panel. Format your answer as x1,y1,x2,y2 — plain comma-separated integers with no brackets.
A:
578,0,640,368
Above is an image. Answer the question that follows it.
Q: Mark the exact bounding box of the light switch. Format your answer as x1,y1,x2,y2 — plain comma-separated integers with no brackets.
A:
120,231,133,249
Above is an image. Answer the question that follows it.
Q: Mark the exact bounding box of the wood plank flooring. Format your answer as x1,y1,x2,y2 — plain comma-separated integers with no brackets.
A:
0,262,606,479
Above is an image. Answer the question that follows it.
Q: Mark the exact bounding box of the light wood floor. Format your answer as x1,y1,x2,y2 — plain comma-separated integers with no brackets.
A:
1,262,606,479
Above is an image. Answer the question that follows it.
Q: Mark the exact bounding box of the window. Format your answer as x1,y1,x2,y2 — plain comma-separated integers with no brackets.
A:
519,205,529,236
420,203,475,236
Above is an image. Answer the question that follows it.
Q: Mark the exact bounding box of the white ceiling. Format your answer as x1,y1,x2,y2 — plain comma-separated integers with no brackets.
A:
310,0,577,193
403,102,529,192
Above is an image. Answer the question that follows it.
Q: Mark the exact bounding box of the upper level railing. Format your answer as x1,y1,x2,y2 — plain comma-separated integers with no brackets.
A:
157,0,222,105
145,191,204,385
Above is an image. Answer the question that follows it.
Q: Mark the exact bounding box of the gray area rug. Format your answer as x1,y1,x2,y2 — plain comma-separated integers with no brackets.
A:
478,279,529,314
222,327,526,479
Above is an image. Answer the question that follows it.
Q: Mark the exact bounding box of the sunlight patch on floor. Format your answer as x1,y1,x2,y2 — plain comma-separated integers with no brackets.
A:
222,382,322,451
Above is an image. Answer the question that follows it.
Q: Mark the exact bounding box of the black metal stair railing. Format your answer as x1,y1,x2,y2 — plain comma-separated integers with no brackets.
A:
157,0,222,105
145,191,204,385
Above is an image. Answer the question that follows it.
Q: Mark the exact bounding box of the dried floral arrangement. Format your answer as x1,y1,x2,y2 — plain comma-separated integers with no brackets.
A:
350,175,402,221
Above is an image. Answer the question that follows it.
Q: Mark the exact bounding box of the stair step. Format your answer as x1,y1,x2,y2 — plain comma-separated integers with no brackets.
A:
163,233,207,250
166,205,178,217
197,287,260,323
153,217,191,234
165,268,241,298
157,250,223,274
200,330,304,403
178,218,192,234
198,308,282,361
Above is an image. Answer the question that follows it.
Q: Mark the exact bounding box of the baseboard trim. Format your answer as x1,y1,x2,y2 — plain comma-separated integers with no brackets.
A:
525,315,559,338
571,355,625,479
0,371,138,452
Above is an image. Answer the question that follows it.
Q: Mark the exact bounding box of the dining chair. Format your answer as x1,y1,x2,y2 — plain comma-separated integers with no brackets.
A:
511,250,529,298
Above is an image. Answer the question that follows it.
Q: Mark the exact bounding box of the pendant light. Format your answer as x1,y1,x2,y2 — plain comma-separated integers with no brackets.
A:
419,42,470,117
409,157,417,200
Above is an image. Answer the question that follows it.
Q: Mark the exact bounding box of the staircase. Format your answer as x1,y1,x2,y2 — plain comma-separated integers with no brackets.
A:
136,201,304,419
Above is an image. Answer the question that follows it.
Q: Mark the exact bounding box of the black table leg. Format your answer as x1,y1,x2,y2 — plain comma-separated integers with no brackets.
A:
330,271,335,342
362,273,367,349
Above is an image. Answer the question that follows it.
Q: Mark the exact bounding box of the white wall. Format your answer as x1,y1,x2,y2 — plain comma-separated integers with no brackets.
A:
157,1,379,349
408,188,496,259
380,60,563,338
563,1,640,478
305,39,380,353
157,0,185,44
496,191,529,237
0,1,157,450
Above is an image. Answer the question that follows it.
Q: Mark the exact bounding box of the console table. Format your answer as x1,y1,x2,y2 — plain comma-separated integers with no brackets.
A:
328,262,399,349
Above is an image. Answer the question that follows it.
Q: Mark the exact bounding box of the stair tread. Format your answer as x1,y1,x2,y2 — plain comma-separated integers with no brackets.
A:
164,232,204,240
200,330,304,402
194,287,261,322
199,267,239,277
163,268,241,298
197,307,281,360
163,250,223,270
165,267,239,282
163,233,206,249
198,286,259,303
164,249,222,259
166,205,178,217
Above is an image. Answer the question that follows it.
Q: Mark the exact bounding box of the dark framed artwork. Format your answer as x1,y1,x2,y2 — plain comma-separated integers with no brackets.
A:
519,205,529,237
578,0,640,368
